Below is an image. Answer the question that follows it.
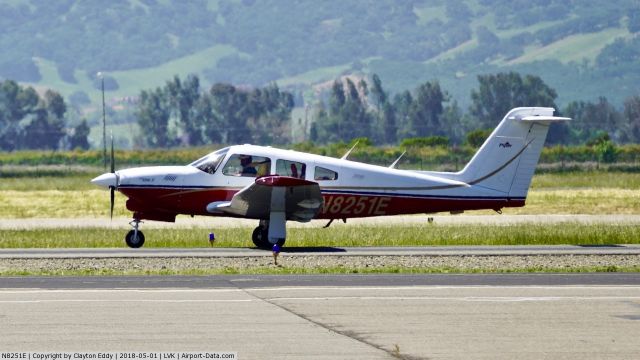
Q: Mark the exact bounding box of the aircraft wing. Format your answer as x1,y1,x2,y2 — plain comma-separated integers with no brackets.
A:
206,176,323,222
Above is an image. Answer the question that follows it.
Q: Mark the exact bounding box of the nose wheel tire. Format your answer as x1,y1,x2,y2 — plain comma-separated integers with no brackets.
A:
252,226,285,249
125,229,145,248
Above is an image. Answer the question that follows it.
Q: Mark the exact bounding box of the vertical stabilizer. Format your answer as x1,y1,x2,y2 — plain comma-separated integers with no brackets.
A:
455,107,570,198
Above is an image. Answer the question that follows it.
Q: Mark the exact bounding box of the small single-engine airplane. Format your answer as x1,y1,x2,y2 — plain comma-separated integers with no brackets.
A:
92,107,569,249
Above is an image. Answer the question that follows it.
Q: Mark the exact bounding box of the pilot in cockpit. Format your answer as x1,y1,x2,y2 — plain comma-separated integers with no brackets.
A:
239,155,257,176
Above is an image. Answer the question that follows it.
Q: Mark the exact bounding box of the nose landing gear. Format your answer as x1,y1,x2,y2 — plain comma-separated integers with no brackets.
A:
125,219,145,248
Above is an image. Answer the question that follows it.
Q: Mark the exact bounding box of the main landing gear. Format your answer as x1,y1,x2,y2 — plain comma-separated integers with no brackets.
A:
122,218,285,250
125,219,145,248
252,220,285,249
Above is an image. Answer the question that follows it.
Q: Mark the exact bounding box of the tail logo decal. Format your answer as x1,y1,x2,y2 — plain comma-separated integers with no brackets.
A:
468,138,535,185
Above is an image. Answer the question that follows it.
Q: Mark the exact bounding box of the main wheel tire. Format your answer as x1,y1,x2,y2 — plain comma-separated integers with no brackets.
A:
252,226,269,249
251,226,286,249
125,229,145,248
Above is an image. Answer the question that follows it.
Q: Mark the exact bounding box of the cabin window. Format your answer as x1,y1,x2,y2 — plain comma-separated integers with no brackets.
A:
276,159,306,179
190,148,229,174
314,166,338,181
222,154,271,177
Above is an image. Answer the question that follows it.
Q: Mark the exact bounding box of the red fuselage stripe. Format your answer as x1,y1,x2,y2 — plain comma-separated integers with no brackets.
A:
119,186,524,221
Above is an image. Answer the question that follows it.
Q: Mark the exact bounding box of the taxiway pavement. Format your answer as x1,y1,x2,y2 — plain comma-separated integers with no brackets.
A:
1,274,640,359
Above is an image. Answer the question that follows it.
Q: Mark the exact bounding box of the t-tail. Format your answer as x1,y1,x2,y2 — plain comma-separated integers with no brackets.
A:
432,107,570,199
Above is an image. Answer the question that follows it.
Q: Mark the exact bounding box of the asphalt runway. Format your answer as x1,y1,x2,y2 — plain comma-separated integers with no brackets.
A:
1,244,640,258
1,274,640,359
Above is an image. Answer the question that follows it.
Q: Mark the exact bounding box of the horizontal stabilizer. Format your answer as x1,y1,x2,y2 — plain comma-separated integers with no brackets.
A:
520,115,571,122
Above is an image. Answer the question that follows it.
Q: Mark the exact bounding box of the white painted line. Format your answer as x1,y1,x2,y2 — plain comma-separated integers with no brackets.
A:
266,296,640,302
3,296,638,304
244,285,640,292
0,299,254,304
0,288,245,294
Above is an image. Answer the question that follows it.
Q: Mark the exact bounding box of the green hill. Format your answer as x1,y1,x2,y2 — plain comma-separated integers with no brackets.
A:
1,0,638,109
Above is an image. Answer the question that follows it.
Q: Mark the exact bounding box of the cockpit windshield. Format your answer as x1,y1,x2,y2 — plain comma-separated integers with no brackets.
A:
189,147,229,174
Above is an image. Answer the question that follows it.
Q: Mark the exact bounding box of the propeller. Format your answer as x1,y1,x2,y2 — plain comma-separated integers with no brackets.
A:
109,134,115,220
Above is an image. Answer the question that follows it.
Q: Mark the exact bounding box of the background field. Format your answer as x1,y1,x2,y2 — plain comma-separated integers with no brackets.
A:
2,171,639,219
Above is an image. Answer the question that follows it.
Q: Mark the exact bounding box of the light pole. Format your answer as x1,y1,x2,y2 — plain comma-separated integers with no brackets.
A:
304,104,309,142
98,72,107,170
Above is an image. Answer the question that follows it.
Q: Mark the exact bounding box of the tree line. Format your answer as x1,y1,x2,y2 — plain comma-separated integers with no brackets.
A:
311,71,640,147
136,71,640,148
2,71,640,153
136,75,294,148
136,72,640,147
0,80,89,151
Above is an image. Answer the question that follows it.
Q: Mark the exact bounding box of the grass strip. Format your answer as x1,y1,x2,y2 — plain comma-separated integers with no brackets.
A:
1,224,639,248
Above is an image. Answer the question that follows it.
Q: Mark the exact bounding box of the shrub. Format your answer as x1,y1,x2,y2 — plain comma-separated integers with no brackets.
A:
465,129,491,148
400,136,450,148
596,140,618,163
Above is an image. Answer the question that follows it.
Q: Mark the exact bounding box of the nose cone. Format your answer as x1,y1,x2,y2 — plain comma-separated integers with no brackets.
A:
91,173,117,188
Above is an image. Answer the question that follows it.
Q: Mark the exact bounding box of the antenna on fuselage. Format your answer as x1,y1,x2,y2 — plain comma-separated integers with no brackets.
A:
389,151,406,169
340,140,359,160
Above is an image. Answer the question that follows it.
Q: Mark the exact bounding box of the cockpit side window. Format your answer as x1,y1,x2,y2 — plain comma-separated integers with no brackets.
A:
222,154,271,178
190,148,229,174
276,159,306,179
314,166,338,181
